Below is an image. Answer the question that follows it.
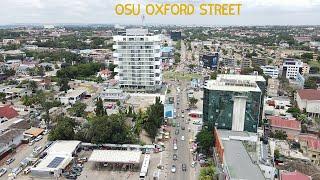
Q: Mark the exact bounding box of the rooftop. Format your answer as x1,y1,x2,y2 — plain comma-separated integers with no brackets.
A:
46,140,81,156
297,89,320,101
267,116,301,131
299,134,320,151
89,150,142,164
64,89,86,98
31,154,73,172
280,170,311,180
0,105,19,119
24,127,44,137
0,129,24,144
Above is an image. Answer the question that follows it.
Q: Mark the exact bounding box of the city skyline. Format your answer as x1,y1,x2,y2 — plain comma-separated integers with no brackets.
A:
1,0,320,25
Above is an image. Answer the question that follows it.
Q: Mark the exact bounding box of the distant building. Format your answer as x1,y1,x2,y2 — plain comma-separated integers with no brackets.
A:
200,53,219,70
267,78,279,97
299,134,320,166
2,39,20,46
265,116,301,140
261,65,279,78
302,63,310,75
113,29,162,92
251,57,267,67
59,89,87,105
296,89,320,118
280,170,312,180
0,105,19,120
241,58,252,68
203,74,265,132
97,69,111,80
170,31,182,41
282,58,303,80
99,88,127,101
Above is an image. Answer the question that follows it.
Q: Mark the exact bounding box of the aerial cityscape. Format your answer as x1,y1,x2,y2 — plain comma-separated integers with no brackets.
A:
0,1,320,180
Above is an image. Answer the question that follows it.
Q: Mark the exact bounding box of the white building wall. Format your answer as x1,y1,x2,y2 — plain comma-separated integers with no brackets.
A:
232,96,247,131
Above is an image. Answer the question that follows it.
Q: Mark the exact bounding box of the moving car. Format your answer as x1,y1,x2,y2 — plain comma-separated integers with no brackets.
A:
181,136,185,141
173,154,178,160
181,126,185,130
182,164,187,171
175,129,179,135
171,165,176,173
173,144,178,150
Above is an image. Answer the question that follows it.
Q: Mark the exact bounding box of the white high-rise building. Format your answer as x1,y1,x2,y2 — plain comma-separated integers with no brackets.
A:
113,29,162,92
282,58,303,79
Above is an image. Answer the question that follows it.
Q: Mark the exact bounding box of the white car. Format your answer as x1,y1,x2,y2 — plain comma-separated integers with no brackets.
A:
173,144,178,150
171,165,176,173
181,136,185,141
0,168,7,177
34,135,43,142
28,140,35,146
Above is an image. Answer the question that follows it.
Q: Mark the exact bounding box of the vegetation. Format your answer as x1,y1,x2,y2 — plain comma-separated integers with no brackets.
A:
287,107,301,118
196,128,214,155
25,50,86,64
0,92,6,102
210,72,217,80
68,102,87,117
95,98,107,116
304,77,319,89
48,117,77,141
56,62,102,80
189,97,198,108
143,97,164,140
199,163,217,180
270,130,288,140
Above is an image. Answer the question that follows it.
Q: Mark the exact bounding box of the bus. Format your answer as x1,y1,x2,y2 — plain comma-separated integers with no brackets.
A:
139,154,151,180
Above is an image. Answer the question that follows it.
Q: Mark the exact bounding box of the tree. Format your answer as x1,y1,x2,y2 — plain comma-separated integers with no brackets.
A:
143,97,164,140
58,78,70,92
210,72,217,80
196,129,214,155
287,107,301,118
0,92,6,102
48,117,76,141
241,67,254,75
297,114,308,124
69,102,87,117
199,164,216,180
95,97,106,116
270,130,287,140
189,97,198,108
301,53,313,60
304,77,318,89
28,80,38,91
274,149,280,160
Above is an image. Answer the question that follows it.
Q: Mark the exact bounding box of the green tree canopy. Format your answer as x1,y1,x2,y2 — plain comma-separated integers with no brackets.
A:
48,117,76,141
196,129,214,155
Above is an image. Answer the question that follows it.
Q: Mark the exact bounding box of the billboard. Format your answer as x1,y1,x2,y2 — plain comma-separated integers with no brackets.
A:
164,103,174,118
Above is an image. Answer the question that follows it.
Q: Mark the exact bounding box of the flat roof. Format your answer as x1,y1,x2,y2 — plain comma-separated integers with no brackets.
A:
205,80,261,92
89,150,142,164
31,154,73,172
223,140,265,180
46,140,81,156
24,127,44,137
217,74,266,82
65,89,86,98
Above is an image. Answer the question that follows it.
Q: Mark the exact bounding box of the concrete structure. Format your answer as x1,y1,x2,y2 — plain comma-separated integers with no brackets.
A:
0,129,24,158
215,130,265,180
302,63,310,75
59,89,86,105
267,78,279,97
299,134,320,166
282,59,303,80
203,74,265,132
296,89,320,118
31,141,81,178
200,53,219,70
113,29,162,92
261,65,279,78
99,88,127,101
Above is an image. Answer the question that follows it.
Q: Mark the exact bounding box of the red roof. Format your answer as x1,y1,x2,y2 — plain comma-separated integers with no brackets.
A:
299,134,320,151
0,105,19,119
297,89,320,100
281,171,311,180
268,116,301,130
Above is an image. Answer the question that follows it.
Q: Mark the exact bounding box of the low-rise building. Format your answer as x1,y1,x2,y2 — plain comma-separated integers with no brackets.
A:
267,78,279,97
296,89,320,118
265,116,301,140
299,134,320,166
261,65,279,78
100,88,127,101
282,58,303,80
280,170,312,180
59,89,87,105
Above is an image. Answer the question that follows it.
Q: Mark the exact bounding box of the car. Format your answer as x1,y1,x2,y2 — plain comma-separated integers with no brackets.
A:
181,115,185,118
0,168,7,177
181,136,185,141
34,135,43,142
11,167,22,176
171,165,176,173
78,157,88,162
182,164,187,171
6,158,15,165
175,129,179,135
28,140,35,146
43,129,49,135
177,122,180,127
173,144,178,150
181,110,184,113
181,126,185,130
173,154,178,160
24,167,31,174
191,161,196,168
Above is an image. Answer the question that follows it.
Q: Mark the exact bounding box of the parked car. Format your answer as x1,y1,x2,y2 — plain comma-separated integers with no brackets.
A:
6,158,15,165
175,129,179,135
181,126,185,130
171,165,176,173
181,136,185,141
24,167,31,174
34,135,43,142
28,140,35,146
0,168,7,177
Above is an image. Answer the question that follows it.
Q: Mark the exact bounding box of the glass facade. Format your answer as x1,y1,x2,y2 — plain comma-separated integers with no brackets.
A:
203,88,262,133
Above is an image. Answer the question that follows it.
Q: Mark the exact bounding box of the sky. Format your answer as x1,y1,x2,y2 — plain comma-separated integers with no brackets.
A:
0,0,320,25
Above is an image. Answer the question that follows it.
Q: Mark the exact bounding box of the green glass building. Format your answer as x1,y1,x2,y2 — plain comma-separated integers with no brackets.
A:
203,74,265,133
